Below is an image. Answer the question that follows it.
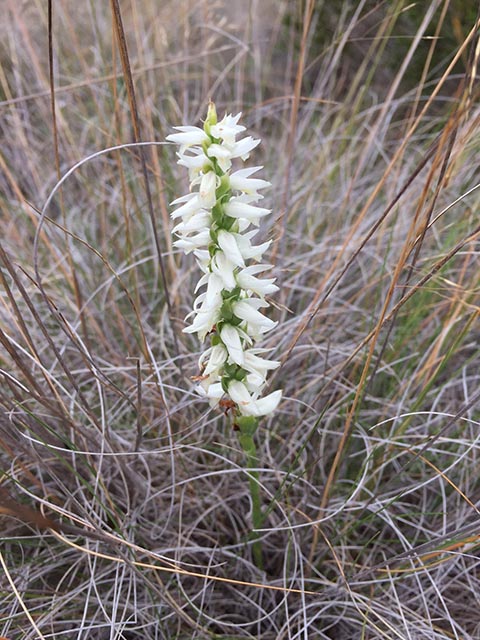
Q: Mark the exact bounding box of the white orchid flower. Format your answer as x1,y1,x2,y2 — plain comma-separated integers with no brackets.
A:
229,136,261,161
236,265,279,297
210,251,237,290
230,166,271,196
216,230,246,268
197,381,224,408
233,231,272,261
165,125,209,152
170,194,202,220
173,229,211,253
243,349,280,375
200,343,228,376
172,210,211,234
220,324,245,366
177,150,211,180
224,199,271,225
228,381,282,417
168,102,282,419
210,112,246,145
232,300,277,335
198,171,218,209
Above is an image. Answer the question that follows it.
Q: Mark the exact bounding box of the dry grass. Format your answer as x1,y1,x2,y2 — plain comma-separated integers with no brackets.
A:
1,1,480,638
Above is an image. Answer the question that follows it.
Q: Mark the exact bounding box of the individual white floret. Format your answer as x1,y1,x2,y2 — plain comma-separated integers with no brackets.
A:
224,199,271,226
177,150,211,181
232,299,277,335
166,126,209,153
184,273,224,340
172,210,211,235
243,348,280,376
236,265,279,297
230,231,272,262
198,171,218,208
173,229,211,253
220,324,245,366
228,380,282,417
229,166,271,196
197,381,224,408
170,194,203,221
216,230,246,268
199,343,228,375
210,112,246,145
210,251,237,291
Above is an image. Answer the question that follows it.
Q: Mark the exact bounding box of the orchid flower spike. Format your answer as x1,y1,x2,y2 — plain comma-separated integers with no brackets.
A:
167,102,282,421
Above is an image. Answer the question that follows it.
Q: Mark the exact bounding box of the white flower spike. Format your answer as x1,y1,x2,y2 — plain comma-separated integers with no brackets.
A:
167,102,282,421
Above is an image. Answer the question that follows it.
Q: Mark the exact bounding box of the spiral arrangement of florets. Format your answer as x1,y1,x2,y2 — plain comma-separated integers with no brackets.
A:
167,102,282,419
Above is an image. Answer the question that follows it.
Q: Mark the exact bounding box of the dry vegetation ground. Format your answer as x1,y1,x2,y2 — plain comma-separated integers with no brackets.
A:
0,1,479,638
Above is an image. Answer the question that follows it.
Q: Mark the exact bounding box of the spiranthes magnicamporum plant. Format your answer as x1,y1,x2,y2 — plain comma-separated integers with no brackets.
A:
166,102,282,568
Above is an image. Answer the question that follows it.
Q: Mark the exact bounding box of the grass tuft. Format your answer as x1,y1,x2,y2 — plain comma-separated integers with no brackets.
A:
1,1,480,638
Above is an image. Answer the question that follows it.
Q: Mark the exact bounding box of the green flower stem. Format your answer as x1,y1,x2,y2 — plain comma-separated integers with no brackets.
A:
237,417,264,570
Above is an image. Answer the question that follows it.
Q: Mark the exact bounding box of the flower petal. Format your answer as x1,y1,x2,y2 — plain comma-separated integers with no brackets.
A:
232,300,277,332
173,229,210,252
210,112,245,145
225,200,270,224
217,230,245,268
203,343,228,375
228,381,282,417
251,390,282,416
170,194,202,220
204,142,233,172
236,268,278,296
227,380,252,405
233,232,272,261
230,166,270,195
197,381,224,407
243,350,280,373
220,324,244,365
211,251,237,290
199,170,218,208
230,136,261,160
166,126,209,150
